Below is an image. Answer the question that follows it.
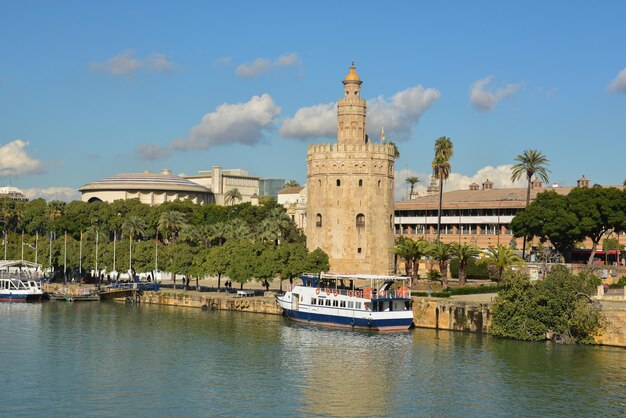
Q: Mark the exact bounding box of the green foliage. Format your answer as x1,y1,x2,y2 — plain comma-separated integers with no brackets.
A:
491,266,602,344
411,291,451,298
427,269,441,281
609,276,626,288
478,245,524,282
602,237,619,251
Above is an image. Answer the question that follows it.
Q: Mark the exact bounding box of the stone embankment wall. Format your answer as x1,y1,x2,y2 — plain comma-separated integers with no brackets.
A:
140,291,282,315
134,290,626,348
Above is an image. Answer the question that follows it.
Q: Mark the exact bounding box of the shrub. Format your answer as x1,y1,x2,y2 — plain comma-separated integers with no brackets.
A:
411,291,451,298
450,285,501,295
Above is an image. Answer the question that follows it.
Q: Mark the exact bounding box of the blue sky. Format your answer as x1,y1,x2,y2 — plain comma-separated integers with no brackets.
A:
1,1,625,201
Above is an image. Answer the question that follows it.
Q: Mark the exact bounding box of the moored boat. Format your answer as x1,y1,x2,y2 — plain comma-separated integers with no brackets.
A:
276,273,414,331
0,273,44,302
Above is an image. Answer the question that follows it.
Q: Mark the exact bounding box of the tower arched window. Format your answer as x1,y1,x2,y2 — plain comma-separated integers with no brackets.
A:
336,179,341,186
316,214,322,228
358,179,363,187
356,213,365,228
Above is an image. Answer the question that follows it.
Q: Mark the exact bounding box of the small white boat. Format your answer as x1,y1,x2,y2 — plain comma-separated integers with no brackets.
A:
276,273,413,331
0,273,44,302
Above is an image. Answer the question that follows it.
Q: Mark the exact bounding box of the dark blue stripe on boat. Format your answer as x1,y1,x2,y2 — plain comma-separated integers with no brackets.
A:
283,309,412,329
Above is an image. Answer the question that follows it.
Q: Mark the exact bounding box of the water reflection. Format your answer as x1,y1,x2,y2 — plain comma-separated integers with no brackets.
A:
1,303,625,417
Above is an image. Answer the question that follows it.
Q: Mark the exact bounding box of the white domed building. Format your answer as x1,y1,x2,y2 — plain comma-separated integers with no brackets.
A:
79,169,213,205
0,186,28,201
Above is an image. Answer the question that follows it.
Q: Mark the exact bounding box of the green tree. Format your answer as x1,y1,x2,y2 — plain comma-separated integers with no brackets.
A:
451,242,481,286
479,245,524,282
491,267,602,343
428,241,454,288
405,176,420,199
226,239,257,289
567,186,626,264
121,215,147,273
510,190,580,260
510,149,551,258
284,180,300,188
393,236,427,279
158,210,188,243
225,218,251,241
387,141,400,158
432,136,453,242
224,188,243,206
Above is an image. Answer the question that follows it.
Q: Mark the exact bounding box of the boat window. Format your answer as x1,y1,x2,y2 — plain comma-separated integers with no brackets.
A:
348,301,354,309
311,298,316,305
326,299,331,306
356,302,361,309
340,300,346,308
333,300,338,307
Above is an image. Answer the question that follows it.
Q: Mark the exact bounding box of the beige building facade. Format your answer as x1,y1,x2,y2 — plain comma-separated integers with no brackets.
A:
306,65,396,275
278,186,307,229
183,166,259,205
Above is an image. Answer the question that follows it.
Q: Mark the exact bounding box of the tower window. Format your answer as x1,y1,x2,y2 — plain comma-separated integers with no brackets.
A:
356,213,365,228
358,179,363,187
336,179,341,186
357,247,362,254
316,214,322,228
378,180,381,188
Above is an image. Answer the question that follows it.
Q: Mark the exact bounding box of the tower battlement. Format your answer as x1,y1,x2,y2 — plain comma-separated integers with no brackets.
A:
307,142,395,158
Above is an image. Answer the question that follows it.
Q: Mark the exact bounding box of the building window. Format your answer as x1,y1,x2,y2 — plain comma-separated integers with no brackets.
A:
357,247,362,253
358,179,363,187
337,179,341,186
316,214,322,228
356,213,365,228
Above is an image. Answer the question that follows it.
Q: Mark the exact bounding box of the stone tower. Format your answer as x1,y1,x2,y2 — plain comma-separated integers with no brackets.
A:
306,65,396,275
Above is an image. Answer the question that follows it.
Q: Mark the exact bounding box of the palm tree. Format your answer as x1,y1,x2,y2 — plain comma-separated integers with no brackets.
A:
511,149,550,259
225,218,251,241
122,215,147,274
451,243,481,286
432,136,454,242
428,241,454,288
210,222,228,246
479,245,524,282
393,236,428,279
405,176,420,199
224,188,242,206
158,210,188,243
284,180,300,188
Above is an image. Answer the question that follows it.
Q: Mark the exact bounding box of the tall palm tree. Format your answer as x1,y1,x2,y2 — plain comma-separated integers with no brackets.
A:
224,188,242,206
451,243,481,286
479,245,524,282
284,180,300,188
158,210,188,243
405,176,420,199
393,236,428,279
428,241,454,288
122,215,147,274
511,149,550,258
432,136,454,242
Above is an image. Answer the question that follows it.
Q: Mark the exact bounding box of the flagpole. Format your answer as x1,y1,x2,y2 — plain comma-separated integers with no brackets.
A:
79,230,83,280
64,231,67,284
21,230,24,261
95,229,99,277
113,230,116,275
49,231,52,277
35,231,38,266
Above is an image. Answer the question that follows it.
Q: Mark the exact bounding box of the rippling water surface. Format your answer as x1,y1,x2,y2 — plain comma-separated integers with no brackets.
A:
1,302,625,417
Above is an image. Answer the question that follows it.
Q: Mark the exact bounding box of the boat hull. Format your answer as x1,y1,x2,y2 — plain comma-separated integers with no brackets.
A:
281,307,413,331
0,292,43,303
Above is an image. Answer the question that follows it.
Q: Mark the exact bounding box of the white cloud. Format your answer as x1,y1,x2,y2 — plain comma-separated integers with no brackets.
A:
469,76,521,111
235,53,301,78
22,187,80,202
91,50,178,77
279,103,336,140
609,67,626,93
0,140,45,177
236,58,271,78
394,165,526,201
280,85,440,141
135,94,281,159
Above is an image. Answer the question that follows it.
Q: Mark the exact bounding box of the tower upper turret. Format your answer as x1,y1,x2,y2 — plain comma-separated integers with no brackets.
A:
337,64,367,145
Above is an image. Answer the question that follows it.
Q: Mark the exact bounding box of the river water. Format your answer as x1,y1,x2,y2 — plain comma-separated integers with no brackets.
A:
2,301,625,417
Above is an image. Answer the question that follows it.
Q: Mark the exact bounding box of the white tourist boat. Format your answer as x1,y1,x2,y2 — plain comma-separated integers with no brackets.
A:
0,273,44,302
276,273,414,331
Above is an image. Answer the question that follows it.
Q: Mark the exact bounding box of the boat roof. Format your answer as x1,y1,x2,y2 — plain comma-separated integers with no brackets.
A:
0,259,42,270
314,273,410,281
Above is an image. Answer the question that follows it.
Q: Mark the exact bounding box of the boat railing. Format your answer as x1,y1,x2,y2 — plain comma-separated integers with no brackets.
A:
310,286,411,299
